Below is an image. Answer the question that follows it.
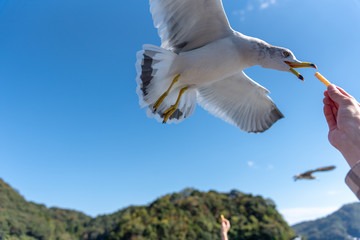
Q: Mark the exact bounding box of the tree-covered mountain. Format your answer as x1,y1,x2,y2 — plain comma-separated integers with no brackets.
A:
0,178,295,240
292,202,360,240
0,178,90,240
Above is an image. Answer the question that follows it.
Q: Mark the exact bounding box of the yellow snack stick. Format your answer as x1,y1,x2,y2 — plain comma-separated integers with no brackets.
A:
315,72,331,87
221,214,225,221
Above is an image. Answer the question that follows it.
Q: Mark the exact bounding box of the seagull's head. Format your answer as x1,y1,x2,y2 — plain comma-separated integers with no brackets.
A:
260,45,317,81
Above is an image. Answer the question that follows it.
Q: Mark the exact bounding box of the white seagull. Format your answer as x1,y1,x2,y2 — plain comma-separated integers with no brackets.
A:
135,0,316,133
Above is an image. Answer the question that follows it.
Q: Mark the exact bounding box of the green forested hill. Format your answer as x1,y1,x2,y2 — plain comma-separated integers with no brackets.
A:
0,178,90,240
0,178,294,240
292,202,360,240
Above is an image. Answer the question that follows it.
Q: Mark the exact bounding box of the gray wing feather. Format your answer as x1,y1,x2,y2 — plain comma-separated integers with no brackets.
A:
313,165,336,172
301,170,316,175
197,71,284,133
150,0,232,53
298,165,336,176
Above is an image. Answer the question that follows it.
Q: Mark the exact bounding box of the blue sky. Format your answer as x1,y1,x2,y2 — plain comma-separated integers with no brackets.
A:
1,0,360,225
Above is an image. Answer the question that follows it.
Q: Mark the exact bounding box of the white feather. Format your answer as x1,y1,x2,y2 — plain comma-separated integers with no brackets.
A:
149,0,232,52
197,71,284,133
135,44,176,108
136,44,197,123
146,88,197,124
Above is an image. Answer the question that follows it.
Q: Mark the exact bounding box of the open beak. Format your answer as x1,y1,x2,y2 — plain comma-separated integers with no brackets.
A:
284,61,317,81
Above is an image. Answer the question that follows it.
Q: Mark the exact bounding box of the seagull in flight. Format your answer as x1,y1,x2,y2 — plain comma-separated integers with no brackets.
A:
294,165,336,181
135,0,316,132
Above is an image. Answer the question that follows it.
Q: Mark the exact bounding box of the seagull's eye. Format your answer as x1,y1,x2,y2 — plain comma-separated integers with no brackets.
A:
282,51,290,58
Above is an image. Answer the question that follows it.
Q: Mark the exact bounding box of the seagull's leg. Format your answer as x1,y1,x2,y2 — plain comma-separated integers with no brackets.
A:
162,86,189,123
153,74,181,112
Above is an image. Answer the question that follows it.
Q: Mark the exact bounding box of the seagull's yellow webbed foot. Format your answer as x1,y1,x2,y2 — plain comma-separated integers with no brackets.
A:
153,74,181,112
162,86,189,123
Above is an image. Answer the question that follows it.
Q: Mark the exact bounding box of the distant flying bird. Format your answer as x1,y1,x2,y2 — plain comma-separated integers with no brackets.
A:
136,0,316,132
293,166,336,181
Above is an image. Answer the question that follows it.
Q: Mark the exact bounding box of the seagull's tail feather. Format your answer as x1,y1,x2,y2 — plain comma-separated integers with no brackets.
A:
135,44,196,124
136,44,176,108
146,88,197,124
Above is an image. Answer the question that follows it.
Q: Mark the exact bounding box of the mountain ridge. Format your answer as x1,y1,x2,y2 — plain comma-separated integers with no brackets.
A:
292,202,360,240
0,178,294,240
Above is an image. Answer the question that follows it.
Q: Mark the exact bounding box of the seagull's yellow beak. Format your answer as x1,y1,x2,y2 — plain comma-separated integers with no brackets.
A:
284,61,317,81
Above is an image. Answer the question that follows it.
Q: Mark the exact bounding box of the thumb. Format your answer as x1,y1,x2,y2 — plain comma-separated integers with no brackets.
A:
327,84,348,104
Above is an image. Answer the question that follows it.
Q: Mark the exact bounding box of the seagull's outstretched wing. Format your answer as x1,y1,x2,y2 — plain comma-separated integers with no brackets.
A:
313,165,336,172
197,72,284,133
150,0,232,53
302,166,336,175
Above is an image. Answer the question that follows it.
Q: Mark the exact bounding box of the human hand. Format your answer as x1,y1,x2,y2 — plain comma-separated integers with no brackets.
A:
323,84,360,167
221,218,230,240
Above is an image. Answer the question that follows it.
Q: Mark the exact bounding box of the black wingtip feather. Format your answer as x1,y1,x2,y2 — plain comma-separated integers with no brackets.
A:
140,54,153,96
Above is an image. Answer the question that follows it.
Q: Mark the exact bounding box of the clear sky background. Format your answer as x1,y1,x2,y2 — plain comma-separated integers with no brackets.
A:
1,0,360,225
